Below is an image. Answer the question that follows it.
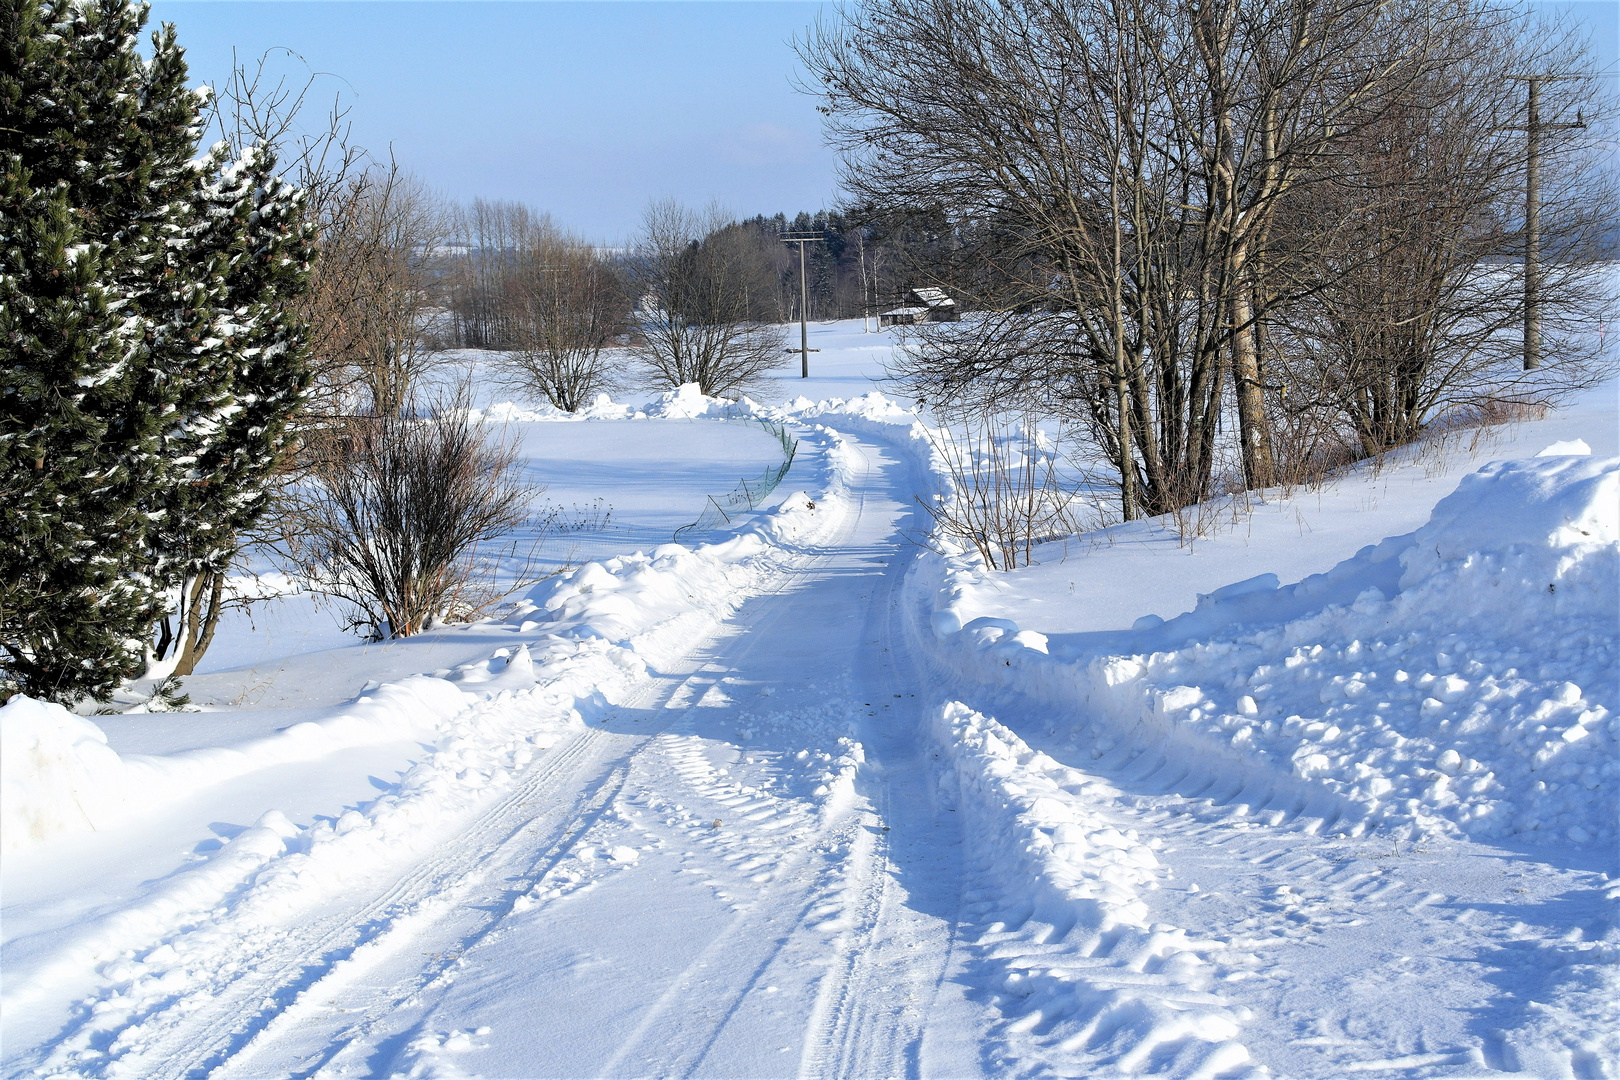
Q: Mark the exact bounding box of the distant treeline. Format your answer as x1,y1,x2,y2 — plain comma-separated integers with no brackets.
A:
441,202,966,350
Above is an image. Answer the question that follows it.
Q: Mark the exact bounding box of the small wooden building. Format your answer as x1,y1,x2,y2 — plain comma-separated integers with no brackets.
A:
879,287,959,327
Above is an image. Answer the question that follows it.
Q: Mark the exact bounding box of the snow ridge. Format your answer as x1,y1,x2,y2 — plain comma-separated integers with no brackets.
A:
1,423,856,1080
917,453,1619,851
932,700,1259,1079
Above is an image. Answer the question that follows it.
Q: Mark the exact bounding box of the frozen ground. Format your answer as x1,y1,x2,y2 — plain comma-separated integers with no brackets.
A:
2,319,1617,1079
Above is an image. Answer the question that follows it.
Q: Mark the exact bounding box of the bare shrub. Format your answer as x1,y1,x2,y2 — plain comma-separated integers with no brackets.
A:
285,394,542,638
918,414,1077,570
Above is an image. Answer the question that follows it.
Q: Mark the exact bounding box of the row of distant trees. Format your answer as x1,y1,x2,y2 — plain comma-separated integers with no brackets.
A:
366,197,957,410
446,204,957,353
801,0,1618,520
443,199,787,406
317,184,968,412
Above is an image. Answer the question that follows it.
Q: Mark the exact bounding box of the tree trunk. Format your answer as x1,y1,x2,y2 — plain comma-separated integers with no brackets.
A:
1230,280,1276,489
172,570,226,678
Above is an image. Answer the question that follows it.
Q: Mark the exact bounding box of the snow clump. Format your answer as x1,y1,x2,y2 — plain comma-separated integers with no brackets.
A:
1,697,129,851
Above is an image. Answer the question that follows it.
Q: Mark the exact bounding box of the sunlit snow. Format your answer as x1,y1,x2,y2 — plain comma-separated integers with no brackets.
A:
3,318,1616,1079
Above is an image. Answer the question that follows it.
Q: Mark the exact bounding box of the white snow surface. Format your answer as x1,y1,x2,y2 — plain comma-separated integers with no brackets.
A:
922,453,1619,851
3,322,1618,1079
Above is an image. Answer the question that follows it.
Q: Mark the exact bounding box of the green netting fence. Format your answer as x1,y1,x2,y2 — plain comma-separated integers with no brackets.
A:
673,419,799,542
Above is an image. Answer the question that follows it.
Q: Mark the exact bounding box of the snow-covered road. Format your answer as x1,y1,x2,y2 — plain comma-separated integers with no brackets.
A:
7,431,998,1079
205,430,992,1079
5,372,1616,1078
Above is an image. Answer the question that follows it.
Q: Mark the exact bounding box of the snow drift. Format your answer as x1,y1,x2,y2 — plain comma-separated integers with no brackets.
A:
0,418,853,856
1,679,462,854
919,451,1620,850
932,701,1257,1079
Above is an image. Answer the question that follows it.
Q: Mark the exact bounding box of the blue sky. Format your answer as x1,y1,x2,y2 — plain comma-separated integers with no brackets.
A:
151,2,835,243
151,1,1617,245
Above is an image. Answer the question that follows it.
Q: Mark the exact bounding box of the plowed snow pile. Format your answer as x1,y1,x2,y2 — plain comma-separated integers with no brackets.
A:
928,451,1619,850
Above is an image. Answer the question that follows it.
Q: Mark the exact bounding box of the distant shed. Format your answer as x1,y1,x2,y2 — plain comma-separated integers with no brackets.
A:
880,287,959,326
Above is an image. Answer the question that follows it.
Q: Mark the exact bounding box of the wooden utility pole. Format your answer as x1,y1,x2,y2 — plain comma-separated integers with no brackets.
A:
780,232,823,377
1512,75,1585,371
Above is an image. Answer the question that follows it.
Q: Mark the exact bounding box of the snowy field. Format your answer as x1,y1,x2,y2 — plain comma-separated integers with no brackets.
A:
3,318,1617,1079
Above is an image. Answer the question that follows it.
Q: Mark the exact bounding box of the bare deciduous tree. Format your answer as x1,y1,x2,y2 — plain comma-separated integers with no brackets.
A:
802,0,1610,528
627,200,787,397
446,198,543,350
493,219,629,412
1267,12,1617,455
205,52,448,421
314,165,449,418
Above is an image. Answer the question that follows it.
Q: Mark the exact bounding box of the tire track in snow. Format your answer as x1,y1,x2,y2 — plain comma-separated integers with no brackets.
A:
797,743,972,1080
214,748,637,1080
212,636,808,1080
23,583,762,1080
796,799,897,1080
562,430,976,1080
934,675,1613,1078
583,433,910,1080
44,717,612,1080
798,522,975,1080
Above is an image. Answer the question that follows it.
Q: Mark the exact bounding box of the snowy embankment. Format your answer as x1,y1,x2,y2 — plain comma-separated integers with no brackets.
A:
466,379,764,424
917,450,1618,851
0,421,854,1035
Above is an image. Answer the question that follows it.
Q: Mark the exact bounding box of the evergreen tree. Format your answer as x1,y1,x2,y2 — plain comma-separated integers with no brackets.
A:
0,0,311,701
146,142,313,677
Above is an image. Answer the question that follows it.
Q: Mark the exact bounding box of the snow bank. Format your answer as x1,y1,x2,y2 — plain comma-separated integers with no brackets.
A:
468,383,768,424
1,699,130,851
1,678,462,854
2,421,852,859
919,453,1620,850
933,700,1256,1079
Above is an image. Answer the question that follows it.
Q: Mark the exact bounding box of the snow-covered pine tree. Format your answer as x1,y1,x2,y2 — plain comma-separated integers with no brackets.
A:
145,142,313,678
1,0,193,702
1,0,311,701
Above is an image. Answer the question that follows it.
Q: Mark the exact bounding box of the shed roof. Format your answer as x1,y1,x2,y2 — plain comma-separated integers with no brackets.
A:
910,287,956,307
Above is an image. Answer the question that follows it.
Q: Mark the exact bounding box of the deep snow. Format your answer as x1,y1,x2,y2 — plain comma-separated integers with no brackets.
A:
3,319,1617,1079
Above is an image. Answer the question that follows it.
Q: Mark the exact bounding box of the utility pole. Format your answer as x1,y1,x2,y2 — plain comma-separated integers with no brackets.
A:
780,232,822,378
1511,74,1585,371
